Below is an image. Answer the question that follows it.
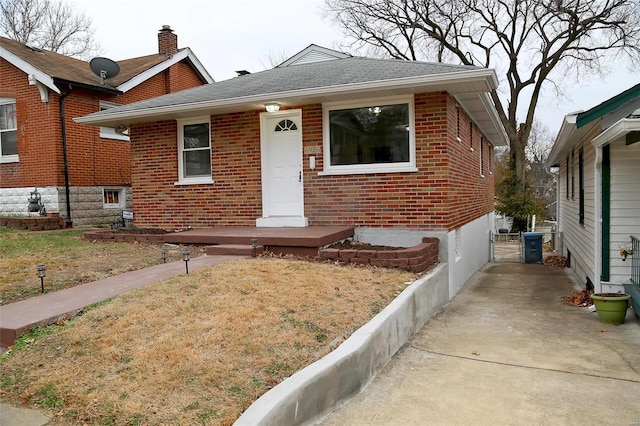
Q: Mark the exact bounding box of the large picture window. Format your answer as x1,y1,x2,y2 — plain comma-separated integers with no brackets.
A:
0,99,18,163
322,96,416,174
177,118,212,184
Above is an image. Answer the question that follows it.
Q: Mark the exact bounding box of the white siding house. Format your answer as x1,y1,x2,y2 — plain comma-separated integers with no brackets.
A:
547,83,640,303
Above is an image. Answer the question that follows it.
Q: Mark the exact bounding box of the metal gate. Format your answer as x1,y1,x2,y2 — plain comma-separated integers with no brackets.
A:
490,231,563,263
490,232,523,263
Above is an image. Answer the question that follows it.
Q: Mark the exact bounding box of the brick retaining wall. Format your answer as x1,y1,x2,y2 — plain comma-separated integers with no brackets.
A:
0,216,64,230
317,237,439,273
82,230,166,244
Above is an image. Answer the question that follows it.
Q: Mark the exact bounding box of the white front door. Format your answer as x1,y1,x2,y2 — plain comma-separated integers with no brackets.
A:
257,110,307,227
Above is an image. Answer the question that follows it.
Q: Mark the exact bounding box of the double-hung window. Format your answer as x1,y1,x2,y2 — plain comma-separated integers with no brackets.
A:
322,96,416,174
177,117,212,184
0,98,18,163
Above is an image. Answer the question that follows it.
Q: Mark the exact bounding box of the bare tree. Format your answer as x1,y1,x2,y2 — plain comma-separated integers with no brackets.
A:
526,121,556,207
324,0,640,186
260,47,293,69
0,0,99,58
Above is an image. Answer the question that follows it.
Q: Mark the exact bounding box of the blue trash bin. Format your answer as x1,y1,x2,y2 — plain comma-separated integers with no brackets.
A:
523,232,543,263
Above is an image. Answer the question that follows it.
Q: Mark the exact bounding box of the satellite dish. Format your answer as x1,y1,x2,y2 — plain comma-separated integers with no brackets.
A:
90,57,120,86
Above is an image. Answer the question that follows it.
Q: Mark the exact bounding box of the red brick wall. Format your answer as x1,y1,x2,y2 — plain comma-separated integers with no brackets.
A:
1,59,63,187
131,111,263,228
0,57,207,190
167,60,208,92
445,94,495,230
130,92,495,231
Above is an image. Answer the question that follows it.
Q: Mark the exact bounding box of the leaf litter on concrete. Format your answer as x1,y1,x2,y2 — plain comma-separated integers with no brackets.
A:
0,257,417,425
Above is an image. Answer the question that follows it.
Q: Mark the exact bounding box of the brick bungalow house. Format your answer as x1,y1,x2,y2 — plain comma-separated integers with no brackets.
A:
77,45,507,294
0,26,213,226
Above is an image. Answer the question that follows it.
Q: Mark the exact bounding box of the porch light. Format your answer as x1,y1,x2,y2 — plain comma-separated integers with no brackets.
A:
161,248,169,263
265,102,280,113
36,264,46,293
182,249,191,274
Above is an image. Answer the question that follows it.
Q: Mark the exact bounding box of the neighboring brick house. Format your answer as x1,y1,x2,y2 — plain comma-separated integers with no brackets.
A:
78,45,507,293
0,26,213,226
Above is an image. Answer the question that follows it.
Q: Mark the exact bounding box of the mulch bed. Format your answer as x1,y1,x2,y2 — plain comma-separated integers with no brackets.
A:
327,240,403,251
109,227,169,235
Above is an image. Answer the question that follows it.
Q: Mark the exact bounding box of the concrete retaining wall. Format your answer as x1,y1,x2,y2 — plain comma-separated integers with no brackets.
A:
234,263,449,426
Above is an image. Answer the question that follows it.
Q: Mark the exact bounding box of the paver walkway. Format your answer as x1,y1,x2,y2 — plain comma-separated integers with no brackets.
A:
1,254,245,351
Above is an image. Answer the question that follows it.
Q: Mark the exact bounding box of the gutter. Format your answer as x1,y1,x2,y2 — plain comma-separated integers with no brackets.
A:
59,84,73,228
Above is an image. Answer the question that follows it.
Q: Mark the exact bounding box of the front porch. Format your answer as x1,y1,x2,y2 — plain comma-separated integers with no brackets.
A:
163,226,355,257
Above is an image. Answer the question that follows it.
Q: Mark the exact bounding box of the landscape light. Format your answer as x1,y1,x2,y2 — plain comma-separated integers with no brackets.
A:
251,238,258,258
182,249,191,274
161,248,169,263
36,264,46,293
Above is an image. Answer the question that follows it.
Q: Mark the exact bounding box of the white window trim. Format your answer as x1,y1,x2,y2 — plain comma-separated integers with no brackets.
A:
0,155,19,163
176,117,214,185
99,101,130,141
0,98,19,163
103,187,125,208
320,95,417,175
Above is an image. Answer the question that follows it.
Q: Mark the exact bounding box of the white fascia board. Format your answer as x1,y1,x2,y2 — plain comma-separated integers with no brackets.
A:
478,92,508,146
183,48,214,83
592,118,640,148
76,68,496,126
0,46,60,94
116,48,214,93
546,113,579,167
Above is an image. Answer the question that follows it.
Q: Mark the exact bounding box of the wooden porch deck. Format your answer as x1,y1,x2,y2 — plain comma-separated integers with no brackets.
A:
163,226,355,257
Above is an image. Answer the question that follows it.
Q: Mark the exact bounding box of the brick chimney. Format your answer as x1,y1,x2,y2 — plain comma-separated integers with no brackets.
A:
158,25,178,56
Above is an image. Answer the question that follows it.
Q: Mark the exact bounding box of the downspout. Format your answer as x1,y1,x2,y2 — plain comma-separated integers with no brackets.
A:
59,84,73,228
594,146,603,293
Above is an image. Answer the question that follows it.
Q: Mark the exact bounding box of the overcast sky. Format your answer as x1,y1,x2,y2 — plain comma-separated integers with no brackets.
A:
71,0,639,135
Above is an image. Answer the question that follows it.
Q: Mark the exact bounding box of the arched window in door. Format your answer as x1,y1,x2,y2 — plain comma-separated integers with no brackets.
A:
274,119,298,132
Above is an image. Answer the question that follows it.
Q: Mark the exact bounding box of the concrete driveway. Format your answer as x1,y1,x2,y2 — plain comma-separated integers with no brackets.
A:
321,263,640,425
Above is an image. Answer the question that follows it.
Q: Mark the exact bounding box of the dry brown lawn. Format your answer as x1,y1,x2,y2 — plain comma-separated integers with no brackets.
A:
0,228,197,305
0,256,417,425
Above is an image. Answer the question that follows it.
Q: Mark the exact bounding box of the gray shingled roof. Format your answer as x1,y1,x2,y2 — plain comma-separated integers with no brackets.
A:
84,56,481,114
76,53,508,146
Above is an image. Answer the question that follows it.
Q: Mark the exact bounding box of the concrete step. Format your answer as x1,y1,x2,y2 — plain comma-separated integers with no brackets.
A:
206,244,263,256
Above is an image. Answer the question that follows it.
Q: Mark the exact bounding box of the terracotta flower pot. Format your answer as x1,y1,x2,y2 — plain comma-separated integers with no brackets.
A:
590,293,631,325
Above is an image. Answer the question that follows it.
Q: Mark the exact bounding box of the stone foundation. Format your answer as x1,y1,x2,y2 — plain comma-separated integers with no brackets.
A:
317,237,439,273
0,186,132,227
